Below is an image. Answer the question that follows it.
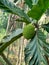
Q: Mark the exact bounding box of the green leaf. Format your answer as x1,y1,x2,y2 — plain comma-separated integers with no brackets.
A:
0,0,31,23
42,23,49,33
28,0,49,20
0,29,23,53
24,30,49,65
25,0,38,8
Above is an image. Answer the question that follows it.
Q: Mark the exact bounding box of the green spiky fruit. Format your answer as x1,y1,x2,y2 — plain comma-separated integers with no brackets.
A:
23,24,35,40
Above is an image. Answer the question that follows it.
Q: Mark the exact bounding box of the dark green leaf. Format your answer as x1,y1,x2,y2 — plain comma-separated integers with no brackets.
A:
25,0,32,8
42,23,49,33
0,29,23,53
0,0,31,23
28,0,49,20
14,0,18,3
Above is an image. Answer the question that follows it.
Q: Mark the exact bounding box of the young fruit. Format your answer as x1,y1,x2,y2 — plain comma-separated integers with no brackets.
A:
23,24,35,40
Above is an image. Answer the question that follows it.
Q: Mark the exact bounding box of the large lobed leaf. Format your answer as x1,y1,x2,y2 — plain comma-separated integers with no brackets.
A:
0,29,23,53
28,0,49,20
24,30,49,65
0,0,31,23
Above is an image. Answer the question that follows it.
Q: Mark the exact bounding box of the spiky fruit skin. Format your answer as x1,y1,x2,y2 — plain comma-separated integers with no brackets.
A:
23,24,35,40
